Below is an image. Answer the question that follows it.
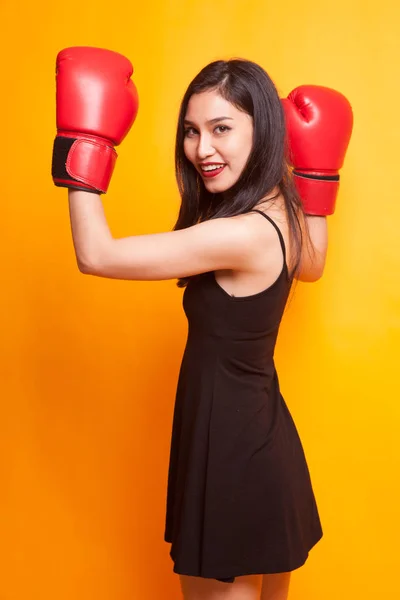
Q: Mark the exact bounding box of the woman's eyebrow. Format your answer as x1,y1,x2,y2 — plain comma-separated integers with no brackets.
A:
183,116,234,125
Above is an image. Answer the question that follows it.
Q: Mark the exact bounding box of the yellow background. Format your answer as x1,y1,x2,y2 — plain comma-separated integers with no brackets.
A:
1,0,399,598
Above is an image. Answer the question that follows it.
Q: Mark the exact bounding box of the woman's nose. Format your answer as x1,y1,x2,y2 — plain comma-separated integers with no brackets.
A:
197,134,215,160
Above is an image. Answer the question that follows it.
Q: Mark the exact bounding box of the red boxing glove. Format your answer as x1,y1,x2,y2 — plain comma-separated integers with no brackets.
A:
52,47,139,194
282,85,353,215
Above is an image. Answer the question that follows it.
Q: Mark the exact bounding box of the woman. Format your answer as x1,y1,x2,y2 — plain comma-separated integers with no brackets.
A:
52,48,352,600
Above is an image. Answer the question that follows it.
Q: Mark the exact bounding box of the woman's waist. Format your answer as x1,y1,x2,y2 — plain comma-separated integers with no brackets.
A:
182,344,277,379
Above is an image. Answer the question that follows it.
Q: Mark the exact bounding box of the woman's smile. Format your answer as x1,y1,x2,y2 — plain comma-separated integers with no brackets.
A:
199,163,227,178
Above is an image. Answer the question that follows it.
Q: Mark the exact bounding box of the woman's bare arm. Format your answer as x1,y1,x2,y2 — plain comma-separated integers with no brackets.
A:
296,215,328,282
67,190,273,281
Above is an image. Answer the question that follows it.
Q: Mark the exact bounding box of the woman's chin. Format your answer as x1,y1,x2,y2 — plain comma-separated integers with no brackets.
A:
204,182,223,193
203,176,236,194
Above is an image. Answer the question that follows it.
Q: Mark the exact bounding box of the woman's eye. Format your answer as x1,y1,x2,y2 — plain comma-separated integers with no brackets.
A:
184,125,231,137
215,125,231,134
184,127,197,137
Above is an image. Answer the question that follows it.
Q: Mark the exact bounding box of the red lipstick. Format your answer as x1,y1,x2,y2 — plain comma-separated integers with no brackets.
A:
200,164,226,178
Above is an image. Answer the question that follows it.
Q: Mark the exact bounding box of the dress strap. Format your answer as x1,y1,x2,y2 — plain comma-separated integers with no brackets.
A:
248,209,287,262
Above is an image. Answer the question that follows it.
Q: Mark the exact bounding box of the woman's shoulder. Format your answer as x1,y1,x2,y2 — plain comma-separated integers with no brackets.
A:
236,202,291,260
239,197,328,282
221,207,290,285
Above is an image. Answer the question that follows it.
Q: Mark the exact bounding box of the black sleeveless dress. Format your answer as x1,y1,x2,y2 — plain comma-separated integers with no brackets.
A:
164,210,323,583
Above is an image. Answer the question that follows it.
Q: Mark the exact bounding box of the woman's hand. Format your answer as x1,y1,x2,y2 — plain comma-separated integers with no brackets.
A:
52,47,138,194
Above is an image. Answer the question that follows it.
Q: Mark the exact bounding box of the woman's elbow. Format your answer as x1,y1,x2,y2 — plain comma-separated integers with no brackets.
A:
296,269,324,283
295,259,326,283
77,256,97,275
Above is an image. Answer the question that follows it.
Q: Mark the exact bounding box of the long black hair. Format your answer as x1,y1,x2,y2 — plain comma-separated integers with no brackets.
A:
173,58,307,287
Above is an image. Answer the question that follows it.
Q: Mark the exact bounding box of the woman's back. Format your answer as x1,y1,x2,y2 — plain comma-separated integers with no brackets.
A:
212,197,327,298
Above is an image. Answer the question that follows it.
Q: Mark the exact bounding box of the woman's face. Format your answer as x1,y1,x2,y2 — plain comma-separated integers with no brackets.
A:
183,89,253,194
